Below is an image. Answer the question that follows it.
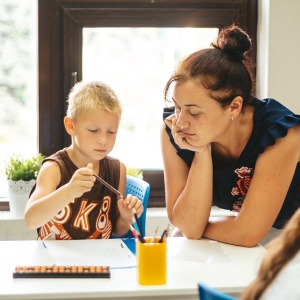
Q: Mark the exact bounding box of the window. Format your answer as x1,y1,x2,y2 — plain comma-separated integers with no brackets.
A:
0,0,37,209
82,27,218,169
0,0,257,210
38,0,258,207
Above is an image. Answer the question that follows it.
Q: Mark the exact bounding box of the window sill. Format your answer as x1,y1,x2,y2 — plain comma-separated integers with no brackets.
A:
0,198,9,211
0,207,236,241
0,208,170,240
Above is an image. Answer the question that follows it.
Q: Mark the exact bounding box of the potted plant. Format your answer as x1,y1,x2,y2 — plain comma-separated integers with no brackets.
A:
127,167,143,179
5,153,44,218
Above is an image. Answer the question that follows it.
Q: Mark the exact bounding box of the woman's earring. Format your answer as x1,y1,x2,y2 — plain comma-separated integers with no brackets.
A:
231,115,234,121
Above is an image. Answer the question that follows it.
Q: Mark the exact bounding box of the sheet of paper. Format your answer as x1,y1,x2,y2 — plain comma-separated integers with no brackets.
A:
44,239,136,269
167,237,231,264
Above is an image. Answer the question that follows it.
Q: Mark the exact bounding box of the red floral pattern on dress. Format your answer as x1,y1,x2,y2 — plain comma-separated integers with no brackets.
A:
231,166,253,212
237,177,252,196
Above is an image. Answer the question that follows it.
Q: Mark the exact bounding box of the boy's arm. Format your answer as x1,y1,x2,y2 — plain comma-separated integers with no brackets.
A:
24,161,95,229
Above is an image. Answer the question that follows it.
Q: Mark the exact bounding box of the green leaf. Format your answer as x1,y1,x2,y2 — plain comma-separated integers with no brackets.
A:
5,153,45,181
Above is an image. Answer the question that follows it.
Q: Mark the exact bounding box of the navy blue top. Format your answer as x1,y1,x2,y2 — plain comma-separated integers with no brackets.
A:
163,98,300,229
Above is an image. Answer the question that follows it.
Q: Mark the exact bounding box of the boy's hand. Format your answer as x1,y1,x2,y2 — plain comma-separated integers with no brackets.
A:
67,163,95,199
117,194,144,224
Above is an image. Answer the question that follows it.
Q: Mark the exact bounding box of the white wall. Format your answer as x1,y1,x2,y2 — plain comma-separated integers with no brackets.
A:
257,0,300,112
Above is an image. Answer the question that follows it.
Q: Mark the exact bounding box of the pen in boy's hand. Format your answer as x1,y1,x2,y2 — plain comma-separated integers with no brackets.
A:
93,173,123,198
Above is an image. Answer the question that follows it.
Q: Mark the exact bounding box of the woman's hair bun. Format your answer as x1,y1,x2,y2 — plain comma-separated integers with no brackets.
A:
212,24,252,61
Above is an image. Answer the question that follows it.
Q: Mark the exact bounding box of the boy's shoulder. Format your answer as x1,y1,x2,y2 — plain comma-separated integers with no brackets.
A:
43,148,68,164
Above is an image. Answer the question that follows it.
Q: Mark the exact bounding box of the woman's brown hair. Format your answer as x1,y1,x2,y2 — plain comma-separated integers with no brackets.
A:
164,24,256,111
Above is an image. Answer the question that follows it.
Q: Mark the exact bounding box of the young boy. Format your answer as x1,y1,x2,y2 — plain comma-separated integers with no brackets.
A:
24,81,143,240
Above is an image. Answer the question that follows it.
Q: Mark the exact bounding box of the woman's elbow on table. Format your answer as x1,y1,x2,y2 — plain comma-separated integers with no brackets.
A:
171,227,204,240
170,218,208,240
238,237,260,248
226,229,263,248
234,222,268,247
203,218,264,247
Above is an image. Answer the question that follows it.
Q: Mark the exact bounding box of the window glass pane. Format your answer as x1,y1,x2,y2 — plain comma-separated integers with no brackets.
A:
83,28,218,169
0,0,37,197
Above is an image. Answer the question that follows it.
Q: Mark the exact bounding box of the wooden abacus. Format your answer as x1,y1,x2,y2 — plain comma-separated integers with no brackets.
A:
13,265,110,278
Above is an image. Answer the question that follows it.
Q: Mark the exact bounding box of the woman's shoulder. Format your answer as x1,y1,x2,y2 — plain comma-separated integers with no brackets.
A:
254,98,298,118
250,98,300,156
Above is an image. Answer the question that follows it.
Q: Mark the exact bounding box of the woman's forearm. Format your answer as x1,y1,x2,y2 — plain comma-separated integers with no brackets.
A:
167,148,213,239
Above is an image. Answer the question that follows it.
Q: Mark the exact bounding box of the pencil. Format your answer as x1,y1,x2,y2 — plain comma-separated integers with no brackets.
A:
150,225,159,243
159,223,170,243
132,208,143,236
131,216,140,234
129,224,144,243
94,173,123,198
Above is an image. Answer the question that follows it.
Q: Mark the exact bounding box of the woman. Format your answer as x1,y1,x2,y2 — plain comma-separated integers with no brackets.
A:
161,24,300,247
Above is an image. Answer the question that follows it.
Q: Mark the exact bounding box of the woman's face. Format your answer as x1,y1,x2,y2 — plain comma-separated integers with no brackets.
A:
172,80,232,148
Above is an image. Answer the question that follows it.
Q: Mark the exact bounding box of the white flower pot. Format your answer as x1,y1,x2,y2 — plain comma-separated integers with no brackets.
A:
8,179,36,218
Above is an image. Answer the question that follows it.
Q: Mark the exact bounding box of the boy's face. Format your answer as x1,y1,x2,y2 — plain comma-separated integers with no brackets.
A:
70,108,120,161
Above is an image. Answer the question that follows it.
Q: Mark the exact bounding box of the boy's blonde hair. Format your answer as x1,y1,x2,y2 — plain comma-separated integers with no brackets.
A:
66,81,122,120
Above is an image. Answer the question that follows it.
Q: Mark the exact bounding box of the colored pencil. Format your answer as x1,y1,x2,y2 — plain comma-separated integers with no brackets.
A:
94,173,123,198
129,224,144,243
132,208,143,236
159,223,170,243
150,225,159,243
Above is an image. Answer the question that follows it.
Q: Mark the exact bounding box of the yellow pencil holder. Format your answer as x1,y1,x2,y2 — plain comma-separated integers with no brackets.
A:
136,237,167,285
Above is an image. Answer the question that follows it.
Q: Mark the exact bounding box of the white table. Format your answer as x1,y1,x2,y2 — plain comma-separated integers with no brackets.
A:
0,238,266,300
